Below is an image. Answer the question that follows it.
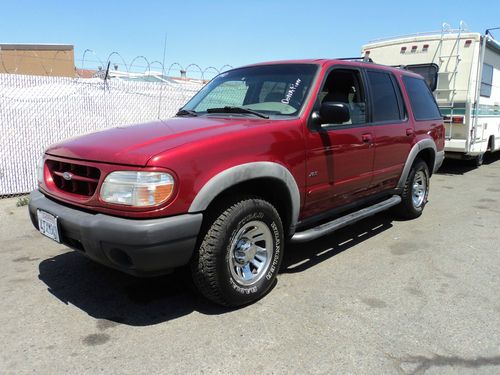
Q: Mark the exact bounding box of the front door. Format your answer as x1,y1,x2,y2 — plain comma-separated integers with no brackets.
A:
303,67,375,218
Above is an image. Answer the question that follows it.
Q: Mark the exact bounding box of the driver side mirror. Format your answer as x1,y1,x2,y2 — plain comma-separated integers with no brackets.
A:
313,102,351,128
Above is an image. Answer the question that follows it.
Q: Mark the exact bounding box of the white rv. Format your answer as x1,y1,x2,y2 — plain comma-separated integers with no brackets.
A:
362,23,500,165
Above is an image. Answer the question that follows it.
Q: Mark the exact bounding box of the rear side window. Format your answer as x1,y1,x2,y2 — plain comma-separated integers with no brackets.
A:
403,76,442,121
367,71,404,123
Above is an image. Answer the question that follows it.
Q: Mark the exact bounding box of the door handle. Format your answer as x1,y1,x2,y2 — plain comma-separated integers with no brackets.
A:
406,128,414,136
362,133,373,143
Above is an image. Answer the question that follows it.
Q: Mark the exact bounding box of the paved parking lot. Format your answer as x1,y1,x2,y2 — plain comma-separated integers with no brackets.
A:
1,156,499,374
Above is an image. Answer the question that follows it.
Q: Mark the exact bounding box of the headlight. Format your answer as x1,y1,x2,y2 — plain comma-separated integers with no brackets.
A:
100,171,174,207
37,157,45,185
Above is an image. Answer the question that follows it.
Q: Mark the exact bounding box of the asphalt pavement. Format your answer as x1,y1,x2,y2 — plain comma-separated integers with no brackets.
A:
0,156,499,374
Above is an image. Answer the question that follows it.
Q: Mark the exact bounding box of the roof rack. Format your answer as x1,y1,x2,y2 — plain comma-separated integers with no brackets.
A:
335,57,373,63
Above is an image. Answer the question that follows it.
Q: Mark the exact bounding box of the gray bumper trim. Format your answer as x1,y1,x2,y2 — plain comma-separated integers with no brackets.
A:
434,150,445,172
28,190,202,276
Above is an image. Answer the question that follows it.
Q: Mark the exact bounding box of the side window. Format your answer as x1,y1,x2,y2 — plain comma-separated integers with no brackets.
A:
366,71,404,123
403,76,442,121
480,64,494,98
320,69,367,125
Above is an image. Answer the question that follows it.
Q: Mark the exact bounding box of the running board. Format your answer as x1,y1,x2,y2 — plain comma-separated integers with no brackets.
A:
290,195,402,243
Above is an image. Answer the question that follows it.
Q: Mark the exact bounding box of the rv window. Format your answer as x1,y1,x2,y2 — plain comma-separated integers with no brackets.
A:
405,64,439,92
480,64,494,98
403,76,442,121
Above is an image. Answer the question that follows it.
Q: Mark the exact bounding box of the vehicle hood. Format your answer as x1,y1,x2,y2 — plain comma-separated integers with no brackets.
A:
46,116,269,166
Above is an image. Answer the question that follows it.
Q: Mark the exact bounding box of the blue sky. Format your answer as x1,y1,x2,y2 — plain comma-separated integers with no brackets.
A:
1,0,499,76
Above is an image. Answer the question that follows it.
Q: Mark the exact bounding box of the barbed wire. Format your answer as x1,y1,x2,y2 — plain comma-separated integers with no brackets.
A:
0,48,234,80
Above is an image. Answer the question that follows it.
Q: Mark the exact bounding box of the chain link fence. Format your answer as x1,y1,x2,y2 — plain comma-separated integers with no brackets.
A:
0,73,205,198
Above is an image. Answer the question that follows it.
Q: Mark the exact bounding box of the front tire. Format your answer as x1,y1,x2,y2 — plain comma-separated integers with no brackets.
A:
395,159,430,219
191,198,284,306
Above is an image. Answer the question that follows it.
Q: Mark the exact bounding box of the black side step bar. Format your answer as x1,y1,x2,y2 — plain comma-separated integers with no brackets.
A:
290,195,402,243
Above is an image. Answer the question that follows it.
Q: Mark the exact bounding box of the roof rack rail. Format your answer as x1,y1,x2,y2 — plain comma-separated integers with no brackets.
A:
336,57,373,63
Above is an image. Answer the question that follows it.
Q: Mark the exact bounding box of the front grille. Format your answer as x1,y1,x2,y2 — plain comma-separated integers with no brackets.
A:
46,159,100,197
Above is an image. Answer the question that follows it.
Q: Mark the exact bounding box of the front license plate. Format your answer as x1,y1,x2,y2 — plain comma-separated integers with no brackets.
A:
37,210,61,243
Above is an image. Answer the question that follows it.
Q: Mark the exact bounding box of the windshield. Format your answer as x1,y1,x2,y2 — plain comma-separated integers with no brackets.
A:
182,64,318,117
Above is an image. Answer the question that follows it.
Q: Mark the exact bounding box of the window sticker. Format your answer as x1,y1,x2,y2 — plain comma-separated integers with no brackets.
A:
281,78,302,104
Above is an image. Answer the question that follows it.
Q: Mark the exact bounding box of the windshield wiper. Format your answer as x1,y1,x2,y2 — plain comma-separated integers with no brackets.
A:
206,106,269,119
176,109,198,117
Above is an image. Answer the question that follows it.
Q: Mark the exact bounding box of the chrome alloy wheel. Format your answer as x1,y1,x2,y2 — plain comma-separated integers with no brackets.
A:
412,170,427,208
229,220,273,286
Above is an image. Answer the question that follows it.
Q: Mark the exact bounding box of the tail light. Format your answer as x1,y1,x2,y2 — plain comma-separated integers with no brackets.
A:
443,115,465,124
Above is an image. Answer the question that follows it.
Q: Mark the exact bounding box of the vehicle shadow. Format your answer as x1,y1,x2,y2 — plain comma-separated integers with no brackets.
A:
436,158,477,175
38,253,237,327
281,211,394,273
484,151,500,165
437,152,500,175
38,211,395,326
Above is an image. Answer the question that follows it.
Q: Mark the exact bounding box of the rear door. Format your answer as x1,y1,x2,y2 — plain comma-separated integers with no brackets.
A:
402,75,445,152
365,69,413,190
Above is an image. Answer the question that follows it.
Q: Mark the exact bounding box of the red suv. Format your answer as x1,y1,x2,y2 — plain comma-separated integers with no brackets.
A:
29,59,445,306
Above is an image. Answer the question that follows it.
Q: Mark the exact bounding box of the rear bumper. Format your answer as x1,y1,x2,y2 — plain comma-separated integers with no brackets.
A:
28,190,203,276
445,139,467,153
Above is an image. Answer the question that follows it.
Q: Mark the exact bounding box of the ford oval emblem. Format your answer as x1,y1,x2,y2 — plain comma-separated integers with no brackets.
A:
63,172,73,181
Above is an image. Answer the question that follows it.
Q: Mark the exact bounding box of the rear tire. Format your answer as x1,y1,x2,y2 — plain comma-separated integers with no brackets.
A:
395,159,430,219
191,198,284,306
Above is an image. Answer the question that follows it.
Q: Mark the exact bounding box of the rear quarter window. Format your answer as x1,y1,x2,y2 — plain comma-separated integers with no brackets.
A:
403,76,442,121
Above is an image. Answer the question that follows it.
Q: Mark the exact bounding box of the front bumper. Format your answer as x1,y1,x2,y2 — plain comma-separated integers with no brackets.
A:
28,190,203,276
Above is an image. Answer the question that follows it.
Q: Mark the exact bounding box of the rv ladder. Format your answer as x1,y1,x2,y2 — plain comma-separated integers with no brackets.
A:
436,21,467,139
